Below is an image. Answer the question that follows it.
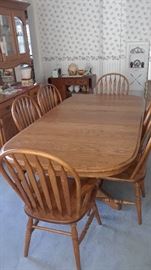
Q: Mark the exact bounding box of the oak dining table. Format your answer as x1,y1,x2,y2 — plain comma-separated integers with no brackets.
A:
2,94,145,207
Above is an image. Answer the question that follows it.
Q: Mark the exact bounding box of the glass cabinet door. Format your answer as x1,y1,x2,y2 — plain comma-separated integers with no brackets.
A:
0,1,31,69
14,16,26,54
0,14,15,57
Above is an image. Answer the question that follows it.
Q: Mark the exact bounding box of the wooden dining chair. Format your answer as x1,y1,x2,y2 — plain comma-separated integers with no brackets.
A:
94,73,129,95
11,95,42,131
37,84,62,115
0,149,101,270
100,137,151,225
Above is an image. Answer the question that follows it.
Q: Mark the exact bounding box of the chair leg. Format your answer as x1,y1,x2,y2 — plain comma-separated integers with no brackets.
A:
87,208,91,216
71,223,81,270
98,179,104,188
24,217,33,257
93,202,102,225
134,183,142,225
140,180,145,198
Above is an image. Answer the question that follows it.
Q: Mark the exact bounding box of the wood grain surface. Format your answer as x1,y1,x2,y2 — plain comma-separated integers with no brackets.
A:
2,94,145,177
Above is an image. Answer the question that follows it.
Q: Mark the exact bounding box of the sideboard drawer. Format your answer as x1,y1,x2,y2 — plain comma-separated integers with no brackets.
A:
0,99,13,117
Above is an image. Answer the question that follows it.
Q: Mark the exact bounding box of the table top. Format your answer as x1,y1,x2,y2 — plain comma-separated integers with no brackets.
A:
2,94,145,177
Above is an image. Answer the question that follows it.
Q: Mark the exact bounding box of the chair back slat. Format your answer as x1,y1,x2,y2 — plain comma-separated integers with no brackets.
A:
122,78,126,94
0,149,83,219
37,84,62,115
141,101,151,146
117,76,121,95
94,73,129,95
12,154,37,209
60,167,72,216
34,156,53,211
113,75,116,95
100,80,103,94
47,161,63,214
25,98,33,124
0,120,6,145
16,99,28,128
11,95,41,131
104,76,108,94
39,85,52,113
3,156,32,209
23,154,45,210
107,76,113,95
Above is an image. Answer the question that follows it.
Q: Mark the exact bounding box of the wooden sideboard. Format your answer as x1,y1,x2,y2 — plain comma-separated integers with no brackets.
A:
0,84,40,147
48,74,96,100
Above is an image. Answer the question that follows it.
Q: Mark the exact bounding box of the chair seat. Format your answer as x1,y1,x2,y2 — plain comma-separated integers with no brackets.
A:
102,161,146,183
25,178,97,224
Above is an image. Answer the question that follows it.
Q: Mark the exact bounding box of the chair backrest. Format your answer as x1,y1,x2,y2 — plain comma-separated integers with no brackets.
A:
140,119,151,153
141,101,151,145
37,84,62,115
94,73,129,95
131,137,151,179
11,95,42,131
0,149,92,220
144,101,151,127
130,116,151,180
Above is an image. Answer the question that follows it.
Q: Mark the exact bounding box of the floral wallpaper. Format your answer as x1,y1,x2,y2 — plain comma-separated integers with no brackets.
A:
102,0,127,60
35,0,151,62
127,0,151,43
37,0,101,62
31,0,151,83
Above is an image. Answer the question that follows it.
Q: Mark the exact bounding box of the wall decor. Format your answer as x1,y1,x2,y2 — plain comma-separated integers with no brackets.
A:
129,47,145,69
127,41,150,93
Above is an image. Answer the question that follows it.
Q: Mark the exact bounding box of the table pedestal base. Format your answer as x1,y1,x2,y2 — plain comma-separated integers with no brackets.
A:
96,189,122,210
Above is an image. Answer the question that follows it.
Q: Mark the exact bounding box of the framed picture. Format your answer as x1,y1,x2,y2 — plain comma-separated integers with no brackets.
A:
0,68,16,85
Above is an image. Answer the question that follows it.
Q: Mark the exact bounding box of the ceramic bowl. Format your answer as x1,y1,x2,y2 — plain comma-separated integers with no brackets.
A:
68,85,74,92
74,85,80,93
78,69,85,75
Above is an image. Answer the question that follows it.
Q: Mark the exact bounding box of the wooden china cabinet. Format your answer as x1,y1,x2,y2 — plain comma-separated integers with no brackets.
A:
0,0,38,147
0,0,31,68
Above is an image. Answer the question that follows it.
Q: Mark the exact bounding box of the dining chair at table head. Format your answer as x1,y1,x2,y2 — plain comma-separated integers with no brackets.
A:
11,95,42,132
101,136,151,225
94,73,129,95
37,84,62,115
0,148,101,270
